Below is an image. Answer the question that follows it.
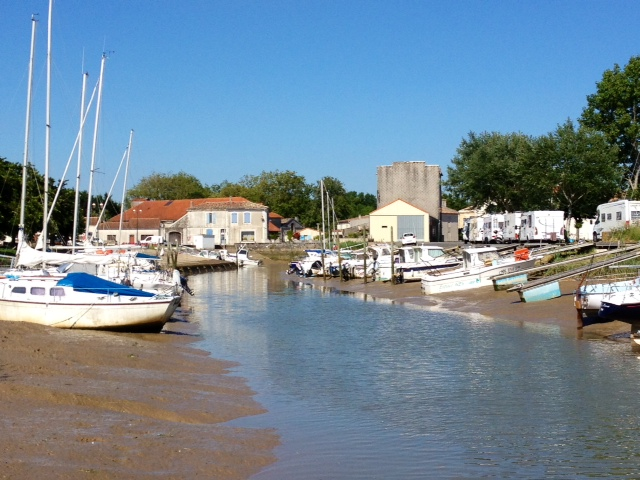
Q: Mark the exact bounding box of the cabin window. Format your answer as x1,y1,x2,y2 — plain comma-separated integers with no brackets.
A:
50,287,65,297
241,231,255,242
428,249,445,259
12,287,26,294
632,210,640,220
207,212,216,224
243,212,251,224
30,287,46,296
231,212,238,224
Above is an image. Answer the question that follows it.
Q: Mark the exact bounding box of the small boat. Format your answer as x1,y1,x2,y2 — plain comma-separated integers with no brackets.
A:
421,246,535,294
598,289,640,322
0,272,180,332
385,245,462,282
574,278,639,321
224,245,263,266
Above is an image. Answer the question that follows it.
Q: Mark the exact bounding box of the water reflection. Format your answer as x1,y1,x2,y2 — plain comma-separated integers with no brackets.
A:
185,267,640,479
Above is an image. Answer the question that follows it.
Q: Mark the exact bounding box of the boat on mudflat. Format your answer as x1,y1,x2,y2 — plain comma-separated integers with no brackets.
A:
0,272,180,332
598,289,640,322
420,246,535,294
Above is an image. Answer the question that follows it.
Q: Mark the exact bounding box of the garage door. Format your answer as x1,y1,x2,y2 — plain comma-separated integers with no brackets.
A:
397,216,424,240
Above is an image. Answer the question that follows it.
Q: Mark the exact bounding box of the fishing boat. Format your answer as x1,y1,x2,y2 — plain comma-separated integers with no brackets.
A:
386,245,462,282
574,278,639,322
421,246,535,294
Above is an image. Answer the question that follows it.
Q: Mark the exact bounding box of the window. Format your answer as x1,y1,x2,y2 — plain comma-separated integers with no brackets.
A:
207,212,217,224
231,212,238,224
30,287,46,296
50,287,65,297
607,213,612,220
12,287,26,294
601,213,606,222
244,212,251,224
616,211,622,221
241,231,255,242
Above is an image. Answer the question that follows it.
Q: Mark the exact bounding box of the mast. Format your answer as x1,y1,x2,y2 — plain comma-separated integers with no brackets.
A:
118,130,134,245
85,52,107,244
18,14,37,250
42,0,53,252
72,71,89,252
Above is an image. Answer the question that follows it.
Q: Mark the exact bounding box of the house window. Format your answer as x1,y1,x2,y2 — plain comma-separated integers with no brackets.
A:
231,212,238,224
244,212,251,224
207,212,216,224
241,231,255,242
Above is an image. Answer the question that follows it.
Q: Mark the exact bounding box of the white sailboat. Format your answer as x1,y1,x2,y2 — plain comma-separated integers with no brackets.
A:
0,2,179,332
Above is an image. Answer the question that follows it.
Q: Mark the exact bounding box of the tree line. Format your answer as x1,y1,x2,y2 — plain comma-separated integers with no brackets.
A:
444,56,640,221
0,160,376,245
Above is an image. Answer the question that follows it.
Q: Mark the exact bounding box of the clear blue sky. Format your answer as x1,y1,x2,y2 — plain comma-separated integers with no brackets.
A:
1,1,639,201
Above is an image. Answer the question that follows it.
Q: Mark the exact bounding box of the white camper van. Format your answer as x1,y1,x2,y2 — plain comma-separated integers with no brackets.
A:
482,214,505,243
520,211,565,242
503,212,522,243
593,200,640,241
462,216,484,244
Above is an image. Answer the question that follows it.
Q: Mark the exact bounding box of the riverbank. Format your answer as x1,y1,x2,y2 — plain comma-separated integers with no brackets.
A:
0,316,279,478
288,273,631,340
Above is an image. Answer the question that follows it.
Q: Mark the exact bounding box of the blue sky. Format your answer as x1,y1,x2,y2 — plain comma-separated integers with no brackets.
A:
1,1,639,201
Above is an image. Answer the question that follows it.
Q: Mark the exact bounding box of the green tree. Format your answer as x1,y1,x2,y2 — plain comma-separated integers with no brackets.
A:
534,120,622,221
444,132,535,212
127,171,209,202
581,56,640,191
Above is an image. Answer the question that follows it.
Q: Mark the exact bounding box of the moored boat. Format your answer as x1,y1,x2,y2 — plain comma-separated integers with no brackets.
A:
420,246,535,294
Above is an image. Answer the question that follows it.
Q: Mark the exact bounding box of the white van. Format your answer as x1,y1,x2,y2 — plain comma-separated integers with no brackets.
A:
520,211,565,242
140,235,165,246
593,200,640,241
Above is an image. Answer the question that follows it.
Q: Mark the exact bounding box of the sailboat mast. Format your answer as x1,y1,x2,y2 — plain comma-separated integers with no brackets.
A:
118,129,134,245
85,53,107,243
18,15,37,247
71,72,89,252
42,0,53,251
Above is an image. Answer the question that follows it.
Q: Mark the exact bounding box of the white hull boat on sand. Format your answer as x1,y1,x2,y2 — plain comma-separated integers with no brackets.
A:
421,246,535,294
0,272,180,332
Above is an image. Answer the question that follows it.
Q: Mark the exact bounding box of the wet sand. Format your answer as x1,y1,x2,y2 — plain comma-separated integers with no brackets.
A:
0,316,278,479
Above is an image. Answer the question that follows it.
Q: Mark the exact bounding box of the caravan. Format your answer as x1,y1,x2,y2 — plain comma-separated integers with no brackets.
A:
503,212,522,243
520,211,565,242
462,217,484,244
593,200,640,241
482,214,505,243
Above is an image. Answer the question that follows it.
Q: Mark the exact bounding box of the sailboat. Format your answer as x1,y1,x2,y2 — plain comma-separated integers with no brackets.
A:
0,2,180,332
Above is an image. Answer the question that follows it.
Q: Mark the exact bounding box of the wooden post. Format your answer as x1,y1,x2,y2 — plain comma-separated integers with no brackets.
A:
391,226,395,283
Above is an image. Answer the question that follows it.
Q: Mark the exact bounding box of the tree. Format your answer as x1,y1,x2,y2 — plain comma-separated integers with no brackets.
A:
127,171,210,202
444,132,535,212
535,120,622,222
581,56,640,191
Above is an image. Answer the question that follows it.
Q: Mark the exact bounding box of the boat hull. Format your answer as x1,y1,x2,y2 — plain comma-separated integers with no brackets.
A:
421,259,535,294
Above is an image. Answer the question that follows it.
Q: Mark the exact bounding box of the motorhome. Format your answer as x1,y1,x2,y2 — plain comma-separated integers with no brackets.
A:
462,216,484,244
482,214,505,243
593,200,640,241
503,212,522,243
520,211,565,242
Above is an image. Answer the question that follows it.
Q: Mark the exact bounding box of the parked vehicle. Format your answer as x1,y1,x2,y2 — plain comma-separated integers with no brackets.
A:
520,211,565,242
503,212,522,243
462,217,484,244
401,233,417,245
482,214,505,243
592,200,640,242
140,235,165,246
